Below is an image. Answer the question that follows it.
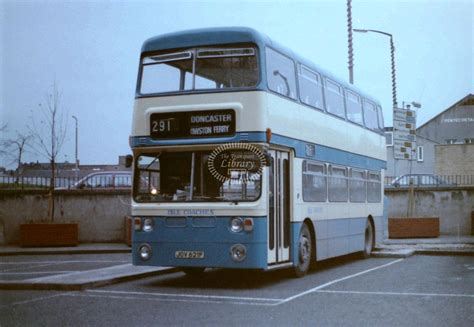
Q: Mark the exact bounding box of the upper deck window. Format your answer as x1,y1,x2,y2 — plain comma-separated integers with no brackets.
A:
377,105,385,130
298,65,324,110
345,89,364,125
363,99,379,131
324,78,346,119
139,47,258,95
266,48,297,100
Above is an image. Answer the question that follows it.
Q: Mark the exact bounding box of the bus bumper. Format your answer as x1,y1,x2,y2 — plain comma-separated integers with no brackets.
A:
132,216,268,270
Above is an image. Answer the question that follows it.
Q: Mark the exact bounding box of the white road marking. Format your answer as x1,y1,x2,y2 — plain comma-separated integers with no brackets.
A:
275,259,405,305
316,290,474,298
2,263,66,273
87,289,283,303
0,260,128,265
67,293,278,306
0,271,76,275
0,260,127,273
1,293,68,307
82,260,404,306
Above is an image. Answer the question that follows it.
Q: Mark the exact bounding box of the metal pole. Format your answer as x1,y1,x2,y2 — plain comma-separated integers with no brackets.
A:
389,36,397,107
72,115,78,176
347,0,354,84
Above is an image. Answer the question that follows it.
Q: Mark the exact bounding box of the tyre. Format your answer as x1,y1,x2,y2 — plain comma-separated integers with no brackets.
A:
181,267,206,277
292,223,312,278
361,220,374,259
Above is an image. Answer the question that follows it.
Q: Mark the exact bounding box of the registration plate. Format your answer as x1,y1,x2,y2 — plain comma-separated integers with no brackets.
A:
175,251,205,259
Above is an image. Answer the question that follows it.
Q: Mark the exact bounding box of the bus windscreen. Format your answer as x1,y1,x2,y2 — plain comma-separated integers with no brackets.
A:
139,47,258,95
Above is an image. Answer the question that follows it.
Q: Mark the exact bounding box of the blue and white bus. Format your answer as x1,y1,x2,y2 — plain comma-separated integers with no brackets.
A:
130,27,386,277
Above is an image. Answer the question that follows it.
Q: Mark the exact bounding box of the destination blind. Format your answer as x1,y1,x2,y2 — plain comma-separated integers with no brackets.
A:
150,109,235,139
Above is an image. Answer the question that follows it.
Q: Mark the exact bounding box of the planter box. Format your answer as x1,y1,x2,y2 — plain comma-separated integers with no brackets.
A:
388,217,439,238
20,223,79,247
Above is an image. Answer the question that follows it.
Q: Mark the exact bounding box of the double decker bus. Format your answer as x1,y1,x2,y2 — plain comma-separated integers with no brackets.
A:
130,27,386,277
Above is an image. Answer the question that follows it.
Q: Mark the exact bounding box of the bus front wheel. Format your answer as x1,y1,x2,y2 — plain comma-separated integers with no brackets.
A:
361,220,374,259
292,223,312,278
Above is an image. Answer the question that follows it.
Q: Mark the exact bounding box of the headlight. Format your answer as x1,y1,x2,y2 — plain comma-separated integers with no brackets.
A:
230,217,243,233
143,218,154,232
139,244,152,261
230,244,247,262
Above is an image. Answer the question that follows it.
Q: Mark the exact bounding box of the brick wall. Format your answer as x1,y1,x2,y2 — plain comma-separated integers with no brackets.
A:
435,144,474,175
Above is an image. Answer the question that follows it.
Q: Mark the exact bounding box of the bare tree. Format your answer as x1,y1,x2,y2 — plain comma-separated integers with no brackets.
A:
29,82,68,221
0,124,8,158
3,131,33,182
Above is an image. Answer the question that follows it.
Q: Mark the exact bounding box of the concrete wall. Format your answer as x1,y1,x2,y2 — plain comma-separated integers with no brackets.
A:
1,188,473,245
385,187,474,235
0,190,131,244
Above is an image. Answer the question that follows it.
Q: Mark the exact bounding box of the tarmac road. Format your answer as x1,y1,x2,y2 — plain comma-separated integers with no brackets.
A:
1,254,473,326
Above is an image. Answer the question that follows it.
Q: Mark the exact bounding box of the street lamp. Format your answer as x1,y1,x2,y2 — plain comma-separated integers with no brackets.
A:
71,115,78,173
353,28,398,108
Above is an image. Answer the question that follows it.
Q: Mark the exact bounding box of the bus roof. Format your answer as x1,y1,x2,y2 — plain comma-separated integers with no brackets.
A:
141,27,381,106
142,27,270,53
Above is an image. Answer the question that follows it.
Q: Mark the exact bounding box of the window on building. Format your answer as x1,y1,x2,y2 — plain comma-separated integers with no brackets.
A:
266,48,297,99
465,138,474,144
446,139,457,144
298,65,324,110
417,146,424,162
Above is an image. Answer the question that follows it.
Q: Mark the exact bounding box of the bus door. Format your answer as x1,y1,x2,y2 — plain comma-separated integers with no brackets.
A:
268,150,291,265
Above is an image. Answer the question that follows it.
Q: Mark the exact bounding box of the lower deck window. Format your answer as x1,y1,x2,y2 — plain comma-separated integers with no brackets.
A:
328,166,348,202
367,172,382,203
302,161,327,202
350,170,366,202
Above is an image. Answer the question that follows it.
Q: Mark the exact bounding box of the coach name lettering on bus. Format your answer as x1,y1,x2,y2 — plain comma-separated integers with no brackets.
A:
167,209,215,216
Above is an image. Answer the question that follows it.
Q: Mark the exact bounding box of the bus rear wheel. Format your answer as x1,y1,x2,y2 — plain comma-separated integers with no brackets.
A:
181,267,206,277
361,220,374,259
292,223,312,278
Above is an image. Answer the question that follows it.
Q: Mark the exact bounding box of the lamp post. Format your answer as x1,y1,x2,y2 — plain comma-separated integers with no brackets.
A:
72,115,78,174
347,0,354,84
353,28,398,107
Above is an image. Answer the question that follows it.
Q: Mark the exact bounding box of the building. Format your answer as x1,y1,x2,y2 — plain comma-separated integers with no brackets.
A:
385,94,474,178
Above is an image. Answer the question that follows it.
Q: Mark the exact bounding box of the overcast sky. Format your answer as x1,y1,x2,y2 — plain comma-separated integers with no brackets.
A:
1,0,472,169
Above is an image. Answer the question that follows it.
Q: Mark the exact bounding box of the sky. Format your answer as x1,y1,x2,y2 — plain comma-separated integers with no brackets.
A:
1,0,473,169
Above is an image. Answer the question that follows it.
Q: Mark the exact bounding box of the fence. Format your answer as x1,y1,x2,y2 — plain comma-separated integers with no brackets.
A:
2,174,473,190
384,175,474,188
0,173,132,190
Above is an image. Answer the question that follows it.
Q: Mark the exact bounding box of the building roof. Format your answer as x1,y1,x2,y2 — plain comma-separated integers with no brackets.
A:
417,93,473,130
